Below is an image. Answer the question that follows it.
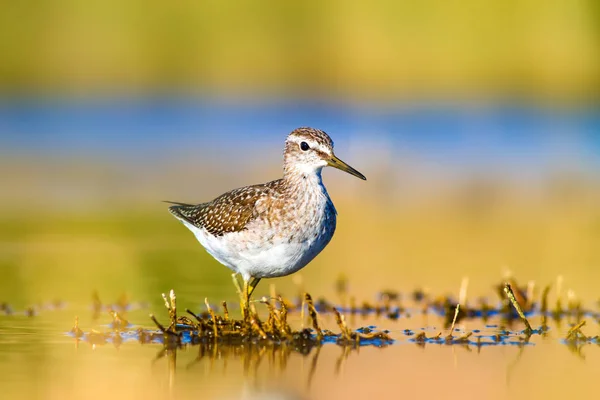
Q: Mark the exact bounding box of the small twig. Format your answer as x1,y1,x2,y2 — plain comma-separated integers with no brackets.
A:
454,331,473,343
566,320,587,340
161,289,177,328
300,293,306,329
231,273,242,295
541,284,551,314
150,314,178,336
503,283,533,335
446,304,460,340
169,290,176,316
161,292,170,309
277,296,292,336
205,298,219,339
333,307,352,341
249,311,267,340
109,309,129,331
414,331,427,343
221,301,229,321
305,293,323,341
186,309,206,333
259,297,276,334
70,316,84,338
260,297,283,336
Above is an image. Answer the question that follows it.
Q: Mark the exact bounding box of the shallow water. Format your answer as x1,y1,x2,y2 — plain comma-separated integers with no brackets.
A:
1,206,599,400
1,289,598,400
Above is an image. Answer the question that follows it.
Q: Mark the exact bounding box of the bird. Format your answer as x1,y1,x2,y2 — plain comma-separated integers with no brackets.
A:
167,127,366,314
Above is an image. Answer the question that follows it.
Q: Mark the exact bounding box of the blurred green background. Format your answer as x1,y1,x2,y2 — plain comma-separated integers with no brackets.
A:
1,0,598,99
1,0,599,309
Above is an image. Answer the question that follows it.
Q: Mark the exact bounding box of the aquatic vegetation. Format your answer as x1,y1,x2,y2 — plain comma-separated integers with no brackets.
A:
63,276,600,354
143,290,394,348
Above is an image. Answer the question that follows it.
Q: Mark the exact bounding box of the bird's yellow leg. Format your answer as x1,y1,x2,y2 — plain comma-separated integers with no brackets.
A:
240,277,261,320
248,277,261,298
231,273,249,319
242,279,250,320
231,273,243,295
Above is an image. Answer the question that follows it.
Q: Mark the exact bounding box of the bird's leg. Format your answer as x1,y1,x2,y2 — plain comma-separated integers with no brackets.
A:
231,273,243,295
231,273,250,319
240,277,262,320
241,279,250,320
248,277,261,298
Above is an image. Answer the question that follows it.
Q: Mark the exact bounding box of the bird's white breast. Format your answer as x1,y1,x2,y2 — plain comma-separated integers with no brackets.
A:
178,172,337,281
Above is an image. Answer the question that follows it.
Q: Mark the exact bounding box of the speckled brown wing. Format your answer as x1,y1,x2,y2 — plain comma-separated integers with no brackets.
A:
168,180,283,237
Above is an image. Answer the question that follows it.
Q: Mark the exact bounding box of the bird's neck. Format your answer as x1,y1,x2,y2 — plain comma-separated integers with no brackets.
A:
281,166,337,230
283,167,329,206
284,165,323,186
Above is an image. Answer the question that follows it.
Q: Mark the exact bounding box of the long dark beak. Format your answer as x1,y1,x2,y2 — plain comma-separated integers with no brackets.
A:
327,154,367,180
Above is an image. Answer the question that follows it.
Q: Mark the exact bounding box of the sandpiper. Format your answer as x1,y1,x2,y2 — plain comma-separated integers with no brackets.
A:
168,127,366,311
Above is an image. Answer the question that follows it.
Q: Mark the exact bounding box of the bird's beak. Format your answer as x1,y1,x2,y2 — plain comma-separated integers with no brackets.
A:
327,154,367,180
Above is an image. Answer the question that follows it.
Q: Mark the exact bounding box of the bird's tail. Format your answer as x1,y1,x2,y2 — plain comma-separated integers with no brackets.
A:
164,201,199,226
163,200,195,207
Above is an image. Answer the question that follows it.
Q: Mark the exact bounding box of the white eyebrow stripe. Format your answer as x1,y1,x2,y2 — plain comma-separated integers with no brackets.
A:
291,135,312,142
316,143,332,154
288,135,317,147
287,135,304,144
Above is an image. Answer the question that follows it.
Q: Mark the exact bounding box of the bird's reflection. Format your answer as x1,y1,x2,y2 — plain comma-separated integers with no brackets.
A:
151,339,353,392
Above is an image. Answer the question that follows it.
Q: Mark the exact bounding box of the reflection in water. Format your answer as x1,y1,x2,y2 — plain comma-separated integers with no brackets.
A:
2,277,600,399
153,340,332,394
62,277,600,397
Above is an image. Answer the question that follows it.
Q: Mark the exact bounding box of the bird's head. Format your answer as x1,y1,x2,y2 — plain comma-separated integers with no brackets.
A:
283,127,366,181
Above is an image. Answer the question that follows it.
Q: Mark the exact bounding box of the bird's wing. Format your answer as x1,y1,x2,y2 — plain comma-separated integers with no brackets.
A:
168,179,283,236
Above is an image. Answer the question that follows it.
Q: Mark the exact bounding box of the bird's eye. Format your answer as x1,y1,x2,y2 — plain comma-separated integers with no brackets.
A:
300,142,310,151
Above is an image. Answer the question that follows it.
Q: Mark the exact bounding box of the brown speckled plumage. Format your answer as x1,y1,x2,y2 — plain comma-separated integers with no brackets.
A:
169,180,286,236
